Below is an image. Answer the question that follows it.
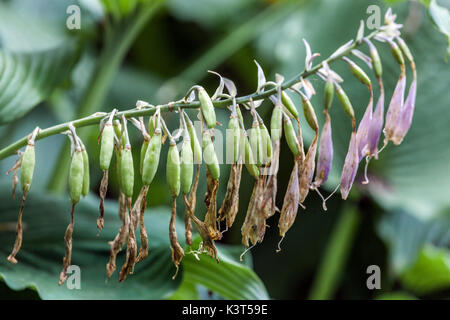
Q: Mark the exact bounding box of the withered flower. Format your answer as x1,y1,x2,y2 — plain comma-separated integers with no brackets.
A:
340,131,359,200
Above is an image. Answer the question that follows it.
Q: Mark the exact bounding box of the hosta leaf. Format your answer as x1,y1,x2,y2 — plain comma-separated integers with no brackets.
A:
400,245,450,295
427,0,450,60
0,47,79,124
0,184,180,299
181,236,269,300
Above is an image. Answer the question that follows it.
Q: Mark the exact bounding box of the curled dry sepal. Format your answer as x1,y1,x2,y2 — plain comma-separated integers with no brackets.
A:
4,8,417,282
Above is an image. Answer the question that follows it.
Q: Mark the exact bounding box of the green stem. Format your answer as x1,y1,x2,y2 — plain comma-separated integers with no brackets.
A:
308,204,361,300
0,29,380,162
46,1,164,192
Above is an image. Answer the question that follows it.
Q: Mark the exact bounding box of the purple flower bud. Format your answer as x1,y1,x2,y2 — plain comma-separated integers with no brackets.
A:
367,91,385,158
340,131,359,200
356,97,373,161
314,113,333,187
392,79,417,145
384,74,406,144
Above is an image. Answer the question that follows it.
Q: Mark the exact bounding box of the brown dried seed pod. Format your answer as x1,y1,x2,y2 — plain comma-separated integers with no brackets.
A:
119,198,137,282
58,204,75,285
218,162,243,229
260,141,281,218
132,185,149,264
278,159,300,239
170,196,184,279
241,176,266,247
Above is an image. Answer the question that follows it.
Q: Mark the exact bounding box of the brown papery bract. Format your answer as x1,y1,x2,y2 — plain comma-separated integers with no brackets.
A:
170,196,184,279
7,191,27,264
204,172,221,241
299,129,319,204
278,159,300,239
260,141,281,218
98,170,108,231
58,204,75,285
241,176,266,247
185,164,200,246
218,162,243,229
135,185,150,263
119,198,137,282
106,192,129,278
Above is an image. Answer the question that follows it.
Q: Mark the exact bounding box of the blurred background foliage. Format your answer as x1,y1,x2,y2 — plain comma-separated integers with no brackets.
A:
0,0,449,299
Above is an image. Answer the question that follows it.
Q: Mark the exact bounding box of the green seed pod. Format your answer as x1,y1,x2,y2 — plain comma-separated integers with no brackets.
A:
148,114,156,137
260,122,272,161
249,120,262,166
186,120,202,164
301,96,319,131
120,147,134,198
227,116,240,163
180,139,194,195
166,141,181,197
20,144,35,194
396,37,413,63
324,79,334,111
389,40,405,66
115,150,122,190
100,124,114,171
344,58,371,88
113,120,122,140
365,39,382,79
202,131,220,180
69,150,84,205
335,84,355,120
281,91,299,119
139,138,149,175
270,104,283,141
241,132,259,179
81,147,89,197
198,87,216,129
142,131,162,186
236,106,244,126
283,116,300,157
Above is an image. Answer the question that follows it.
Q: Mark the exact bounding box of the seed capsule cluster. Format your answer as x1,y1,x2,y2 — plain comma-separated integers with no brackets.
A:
5,10,417,283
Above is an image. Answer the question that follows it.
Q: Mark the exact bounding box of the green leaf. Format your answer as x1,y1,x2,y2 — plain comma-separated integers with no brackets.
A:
179,236,269,300
401,245,450,295
0,184,180,299
428,0,450,60
375,291,418,300
0,2,81,124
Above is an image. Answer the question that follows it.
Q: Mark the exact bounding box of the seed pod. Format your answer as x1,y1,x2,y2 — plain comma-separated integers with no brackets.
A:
113,120,122,141
186,118,202,164
396,37,413,63
180,138,194,195
148,114,156,137
324,79,334,111
139,138,149,175
202,131,220,180
198,87,216,129
241,131,259,179
335,84,355,120
283,116,300,157
81,147,89,197
100,124,115,171
270,104,283,141
236,106,244,126
20,144,35,194
259,122,272,162
281,91,299,119
249,120,263,166
364,38,382,79
389,40,405,66
142,131,162,186
167,141,181,197
301,96,319,132
343,57,371,88
120,147,134,198
227,116,240,163
69,149,84,205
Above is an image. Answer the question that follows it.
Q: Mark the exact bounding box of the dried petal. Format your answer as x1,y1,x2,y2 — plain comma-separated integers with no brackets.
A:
314,113,333,187
241,176,266,247
204,172,221,241
356,93,373,160
218,163,243,229
169,196,184,278
367,90,385,158
340,131,359,200
299,131,318,203
384,74,406,144
278,160,300,237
